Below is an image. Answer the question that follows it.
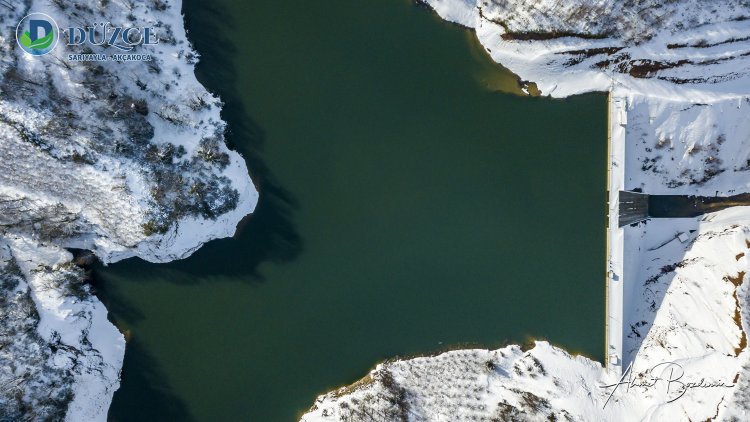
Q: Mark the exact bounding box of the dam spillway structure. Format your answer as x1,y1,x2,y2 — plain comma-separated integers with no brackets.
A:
618,191,649,227
618,190,750,227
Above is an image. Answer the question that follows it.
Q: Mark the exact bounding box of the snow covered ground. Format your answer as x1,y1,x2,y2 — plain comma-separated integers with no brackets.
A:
0,0,257,419
301,1,750,421
425,0,750,99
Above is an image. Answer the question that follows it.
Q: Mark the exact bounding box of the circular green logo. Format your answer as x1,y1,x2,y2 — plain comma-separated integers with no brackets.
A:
16,13,59,56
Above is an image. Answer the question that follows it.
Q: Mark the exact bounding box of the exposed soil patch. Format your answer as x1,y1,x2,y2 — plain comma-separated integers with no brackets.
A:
724,271,747,357
627,59,691,78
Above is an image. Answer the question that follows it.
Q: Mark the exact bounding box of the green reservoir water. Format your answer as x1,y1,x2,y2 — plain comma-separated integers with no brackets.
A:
100,0,607,420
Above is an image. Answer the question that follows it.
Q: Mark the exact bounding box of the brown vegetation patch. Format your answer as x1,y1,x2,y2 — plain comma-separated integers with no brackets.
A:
332,374,374,399
627,59,691,78
724,272,747,356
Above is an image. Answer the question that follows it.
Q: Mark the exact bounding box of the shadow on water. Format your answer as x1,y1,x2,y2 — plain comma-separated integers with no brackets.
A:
107,338,196,422
176,0,302,279
103,1,302,282
92,273,193,420
101,4,304,417
90,272,145,324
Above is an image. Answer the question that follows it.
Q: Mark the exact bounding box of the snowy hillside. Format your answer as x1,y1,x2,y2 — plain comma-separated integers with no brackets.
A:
623,96,750,194
0,0,257,419
301,1,750,421
426,0,750,97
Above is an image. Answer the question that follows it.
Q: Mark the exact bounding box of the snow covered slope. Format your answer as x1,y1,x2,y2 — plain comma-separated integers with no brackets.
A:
426,0,750,97
622,95,750,194
0,0,257,419
301,1,750,421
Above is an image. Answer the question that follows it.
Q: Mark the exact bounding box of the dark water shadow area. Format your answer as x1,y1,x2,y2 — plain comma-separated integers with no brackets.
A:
165,1,303,280
108,338,196,422
102,3,305,418
95,1,303,284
